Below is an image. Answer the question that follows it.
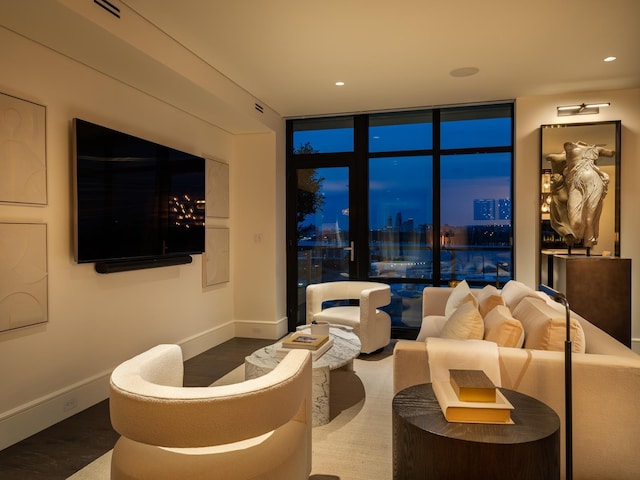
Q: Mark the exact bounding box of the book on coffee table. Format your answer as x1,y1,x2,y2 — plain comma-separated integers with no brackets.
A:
281,333,330,350
449,369,497,402
276,337,334,360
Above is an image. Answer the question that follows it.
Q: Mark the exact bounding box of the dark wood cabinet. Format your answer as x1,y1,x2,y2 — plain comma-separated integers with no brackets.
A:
547,255,631,347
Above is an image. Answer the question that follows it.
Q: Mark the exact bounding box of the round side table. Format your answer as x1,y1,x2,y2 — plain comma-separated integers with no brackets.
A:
392,383,560,480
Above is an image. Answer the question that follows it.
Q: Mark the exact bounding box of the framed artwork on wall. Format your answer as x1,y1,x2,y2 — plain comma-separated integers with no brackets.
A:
0,222,48,333
206,158,229,218
0,92,47,205
204,226,230,286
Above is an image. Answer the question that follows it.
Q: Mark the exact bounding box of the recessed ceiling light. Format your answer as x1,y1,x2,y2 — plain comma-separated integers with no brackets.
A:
604,56,617,62
335,81,345,86
450,67,480,78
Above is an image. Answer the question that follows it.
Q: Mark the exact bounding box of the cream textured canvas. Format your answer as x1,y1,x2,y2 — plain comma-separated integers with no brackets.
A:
0,222,48,332
0,92,47,205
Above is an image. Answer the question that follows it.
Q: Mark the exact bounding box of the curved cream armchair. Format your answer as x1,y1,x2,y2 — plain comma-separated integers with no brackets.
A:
109,344,312,480
306,281,391,354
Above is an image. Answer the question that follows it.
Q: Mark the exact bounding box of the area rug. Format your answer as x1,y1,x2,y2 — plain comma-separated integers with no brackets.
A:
67,350,394,480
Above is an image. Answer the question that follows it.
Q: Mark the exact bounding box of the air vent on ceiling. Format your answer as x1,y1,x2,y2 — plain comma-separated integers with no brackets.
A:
255,103,264,113
94,0,120,18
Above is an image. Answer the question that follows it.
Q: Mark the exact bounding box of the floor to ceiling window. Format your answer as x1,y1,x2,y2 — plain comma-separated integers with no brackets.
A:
286,103,514,336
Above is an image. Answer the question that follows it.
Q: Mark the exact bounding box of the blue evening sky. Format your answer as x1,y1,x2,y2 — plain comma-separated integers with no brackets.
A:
294,118,511,230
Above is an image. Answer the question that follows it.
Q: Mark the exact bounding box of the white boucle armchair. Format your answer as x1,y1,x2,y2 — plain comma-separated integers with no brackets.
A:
306,281,391,354
109,344,312,480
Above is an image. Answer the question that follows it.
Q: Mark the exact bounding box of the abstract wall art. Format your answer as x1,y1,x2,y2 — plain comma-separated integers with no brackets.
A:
0,92,47,205
206,158,229,218
0,222,48,333
204,226,230,286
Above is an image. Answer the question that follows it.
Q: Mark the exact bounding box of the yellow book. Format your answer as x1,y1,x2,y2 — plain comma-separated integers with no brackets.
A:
433,380,514,424
449,369,497,402
281,333,329,350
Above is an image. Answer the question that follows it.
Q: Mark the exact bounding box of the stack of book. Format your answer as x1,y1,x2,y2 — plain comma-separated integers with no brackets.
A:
433,369,514,424
276,333,333,359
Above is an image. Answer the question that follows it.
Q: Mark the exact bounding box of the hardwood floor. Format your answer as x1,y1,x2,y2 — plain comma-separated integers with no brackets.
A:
0,337,273,480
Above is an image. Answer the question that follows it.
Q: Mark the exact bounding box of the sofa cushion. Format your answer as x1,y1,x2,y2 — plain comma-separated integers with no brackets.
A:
483,305,525,348
440,299,484,340
512,297,586,353
477,284,505,317
444,280,478,318
500,280,540,311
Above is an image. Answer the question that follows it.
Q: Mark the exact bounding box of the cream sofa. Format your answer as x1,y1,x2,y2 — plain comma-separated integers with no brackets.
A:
393,281,640,480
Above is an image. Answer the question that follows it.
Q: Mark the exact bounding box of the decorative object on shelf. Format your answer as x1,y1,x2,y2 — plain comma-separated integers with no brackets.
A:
0,222,48,333
539,284,573,480
540,121,620,257
0,92,47,205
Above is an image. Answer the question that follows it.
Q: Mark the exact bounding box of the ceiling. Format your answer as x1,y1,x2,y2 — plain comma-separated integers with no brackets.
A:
122,0,640,119
2,0,639,133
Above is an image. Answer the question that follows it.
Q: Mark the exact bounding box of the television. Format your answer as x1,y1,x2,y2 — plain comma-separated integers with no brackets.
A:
73,118,205,271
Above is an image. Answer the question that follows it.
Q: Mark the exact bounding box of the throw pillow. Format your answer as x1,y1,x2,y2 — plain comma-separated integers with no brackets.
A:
440,299,484,340
444,280,478,318
500,280,539,311
477,284,505,317
483,305,525,348
415,315,448,342
512,297,586,353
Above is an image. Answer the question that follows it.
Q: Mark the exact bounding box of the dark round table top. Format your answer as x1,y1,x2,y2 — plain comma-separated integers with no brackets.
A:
392,383,560,444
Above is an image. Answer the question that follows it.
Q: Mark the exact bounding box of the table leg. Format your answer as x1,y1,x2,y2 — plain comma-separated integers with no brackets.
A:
312,365,330,426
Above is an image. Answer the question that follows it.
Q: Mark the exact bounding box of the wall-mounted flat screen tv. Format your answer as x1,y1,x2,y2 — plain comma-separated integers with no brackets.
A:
73,118,205,265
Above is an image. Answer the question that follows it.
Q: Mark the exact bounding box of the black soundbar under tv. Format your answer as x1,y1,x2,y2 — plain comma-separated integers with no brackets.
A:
94,255,193,274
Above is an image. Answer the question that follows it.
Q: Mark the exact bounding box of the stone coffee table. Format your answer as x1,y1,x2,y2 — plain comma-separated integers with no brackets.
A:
245,325,361,426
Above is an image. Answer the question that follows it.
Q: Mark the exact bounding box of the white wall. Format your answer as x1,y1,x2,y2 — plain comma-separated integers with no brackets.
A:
232,131,289,340
515,88,640,353
0,27,278,449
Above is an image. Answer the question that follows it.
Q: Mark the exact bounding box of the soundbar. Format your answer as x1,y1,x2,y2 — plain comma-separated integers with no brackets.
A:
94,255,193,274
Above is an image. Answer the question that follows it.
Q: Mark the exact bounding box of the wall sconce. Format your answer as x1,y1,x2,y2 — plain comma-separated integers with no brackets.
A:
557,102,610,117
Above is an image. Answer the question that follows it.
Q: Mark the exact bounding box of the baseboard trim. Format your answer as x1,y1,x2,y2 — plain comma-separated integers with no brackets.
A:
632,337,640,355
0,370,111,451
0,323,236,451
234,317,288,340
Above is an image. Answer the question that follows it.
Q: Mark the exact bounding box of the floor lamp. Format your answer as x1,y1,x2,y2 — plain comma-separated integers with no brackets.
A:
540,284,572,480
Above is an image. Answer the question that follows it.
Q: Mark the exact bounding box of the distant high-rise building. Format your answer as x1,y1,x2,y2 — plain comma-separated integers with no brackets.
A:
473,199,495,221
497,199,511,220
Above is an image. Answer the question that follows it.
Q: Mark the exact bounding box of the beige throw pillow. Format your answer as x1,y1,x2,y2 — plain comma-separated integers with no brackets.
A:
440,299,484,340
500,280,540,311
477,284,505,317
445,280,477,318
483,305,525,348
512,297,586,353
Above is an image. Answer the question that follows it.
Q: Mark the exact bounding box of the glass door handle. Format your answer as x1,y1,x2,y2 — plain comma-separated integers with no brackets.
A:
343,241,355,262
